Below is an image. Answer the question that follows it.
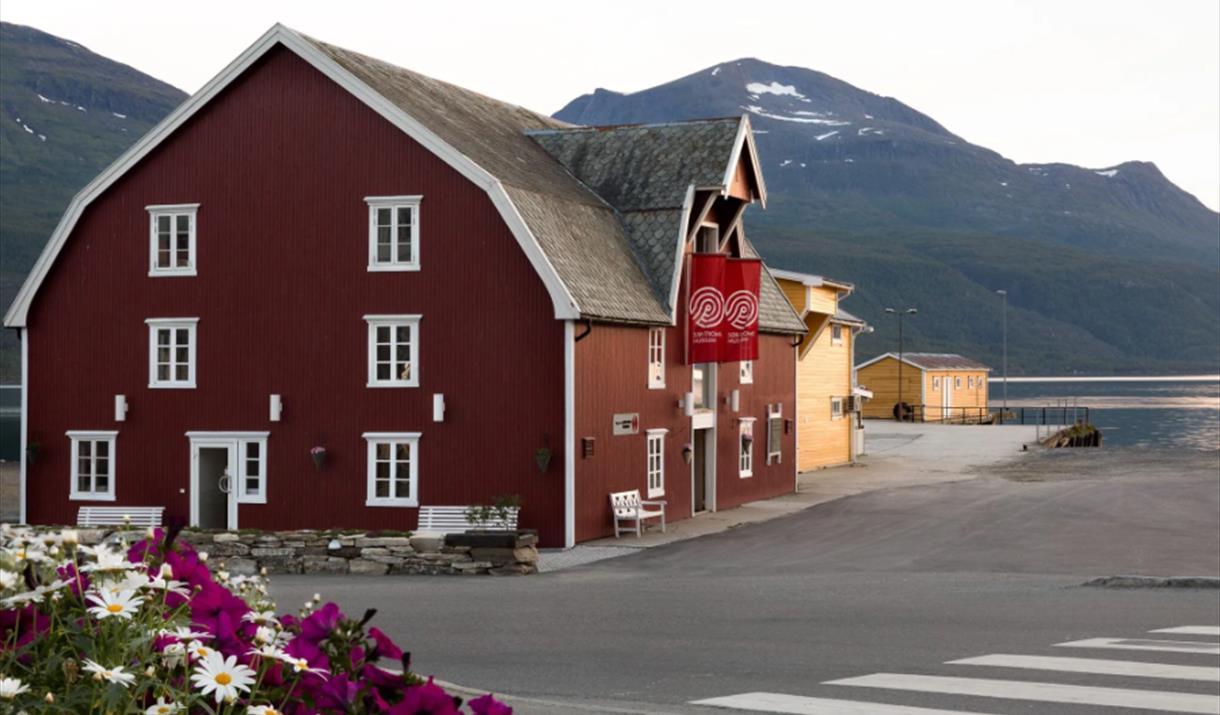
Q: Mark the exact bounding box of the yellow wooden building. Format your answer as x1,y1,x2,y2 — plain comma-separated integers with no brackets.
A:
855,353,990,422
772,269,869,471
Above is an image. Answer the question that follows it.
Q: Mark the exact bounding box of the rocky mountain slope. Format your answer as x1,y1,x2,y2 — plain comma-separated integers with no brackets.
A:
557,59,1220,374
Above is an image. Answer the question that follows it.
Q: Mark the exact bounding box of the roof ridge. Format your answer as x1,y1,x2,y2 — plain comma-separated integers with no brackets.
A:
525,116,743,135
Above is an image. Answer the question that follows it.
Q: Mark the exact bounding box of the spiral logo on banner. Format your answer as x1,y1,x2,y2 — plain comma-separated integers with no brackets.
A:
724,290,759,330
690,286,725,329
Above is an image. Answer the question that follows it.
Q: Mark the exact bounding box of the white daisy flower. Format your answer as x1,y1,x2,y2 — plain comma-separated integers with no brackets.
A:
243,610,279,627
146,574,190,597
81,660,136,688
86,589,144,620
276,653,329,678
0,570,19,590
0,676,30,699
248,706,284,715
11,546,46,563
160,641,186,669
1,589,43,608
190,652,255,704
61,529,80,546
81,547,137,573
144,696,181,714
186,640,215,662
160,626,212,641
101,572,150,595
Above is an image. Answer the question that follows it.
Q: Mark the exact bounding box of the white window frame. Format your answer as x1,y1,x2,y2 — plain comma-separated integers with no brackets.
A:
739,418,755,478
146,318,198,389
932,376,942,391
365,315,421,388
366,196,421,272
236,436,268,505
147,203,198,277
831,324,843,345
955,376,962,390
363,432,420,507
967,376,974,390
831,397,844,420
647,327,665,389
766,403,783,465
68,430,118,501
739,360,754,384
646,428,666,497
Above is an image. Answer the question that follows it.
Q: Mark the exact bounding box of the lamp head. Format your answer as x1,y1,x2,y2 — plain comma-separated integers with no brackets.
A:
907,308,918,315
996,289,1007,296
884,308,896,314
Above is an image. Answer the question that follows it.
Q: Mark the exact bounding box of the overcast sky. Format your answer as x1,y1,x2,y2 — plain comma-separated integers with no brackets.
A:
4,0,1218,211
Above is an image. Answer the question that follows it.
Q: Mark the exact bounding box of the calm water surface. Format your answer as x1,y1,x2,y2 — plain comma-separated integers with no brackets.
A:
995,378,1219,451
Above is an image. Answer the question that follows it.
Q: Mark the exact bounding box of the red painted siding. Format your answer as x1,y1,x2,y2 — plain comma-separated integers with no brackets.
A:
24,47,567,544
573,274,797,541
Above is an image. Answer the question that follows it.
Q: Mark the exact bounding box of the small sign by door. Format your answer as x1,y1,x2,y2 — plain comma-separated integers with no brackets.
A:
612,413,640,436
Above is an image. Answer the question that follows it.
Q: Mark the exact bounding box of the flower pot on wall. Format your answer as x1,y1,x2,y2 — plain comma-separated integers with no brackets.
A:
310,447,327,472
681,444,693,465
534,447,552,474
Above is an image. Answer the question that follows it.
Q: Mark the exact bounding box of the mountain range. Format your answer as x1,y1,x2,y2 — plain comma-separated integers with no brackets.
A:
1,25,1216,379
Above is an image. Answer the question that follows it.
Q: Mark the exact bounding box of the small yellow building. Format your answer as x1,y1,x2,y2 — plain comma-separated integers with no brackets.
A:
855,353,990,422
772,269,868,471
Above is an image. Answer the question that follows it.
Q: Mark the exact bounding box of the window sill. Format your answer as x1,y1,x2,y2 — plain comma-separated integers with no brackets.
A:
149,382,196,390
366,382,419,389
69,493,116,502
148,269,197,278
365,499,419,508
236,496,267,505
367,264,420,273
647,488,665,499
647,382,666,390
739,471,753,479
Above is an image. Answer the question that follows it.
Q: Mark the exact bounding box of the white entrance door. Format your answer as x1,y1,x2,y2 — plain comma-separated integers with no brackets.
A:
190,438,238,529
941,381,953,422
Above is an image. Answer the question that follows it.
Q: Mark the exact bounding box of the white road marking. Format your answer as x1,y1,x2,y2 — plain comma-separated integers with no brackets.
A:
826,673,1220,713
949,653,1220,682
1056,638,1220,655
691,692,994,714
1153,627,1220,637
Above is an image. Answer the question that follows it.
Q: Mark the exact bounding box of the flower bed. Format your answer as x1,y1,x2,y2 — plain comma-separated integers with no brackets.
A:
0,524,512,713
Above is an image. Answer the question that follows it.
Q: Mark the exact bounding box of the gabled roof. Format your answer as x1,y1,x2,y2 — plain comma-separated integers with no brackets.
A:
856,352,991,372
4,24,801,334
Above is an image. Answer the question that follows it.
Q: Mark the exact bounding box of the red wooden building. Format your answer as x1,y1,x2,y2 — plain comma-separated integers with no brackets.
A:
5,25,806,547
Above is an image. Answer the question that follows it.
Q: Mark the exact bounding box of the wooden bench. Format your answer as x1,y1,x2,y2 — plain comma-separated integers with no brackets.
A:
416,505,519,535
610,490,666,538
77,506,165,528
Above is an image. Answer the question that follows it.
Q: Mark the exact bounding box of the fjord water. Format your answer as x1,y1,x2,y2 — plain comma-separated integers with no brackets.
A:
994,378,1220,450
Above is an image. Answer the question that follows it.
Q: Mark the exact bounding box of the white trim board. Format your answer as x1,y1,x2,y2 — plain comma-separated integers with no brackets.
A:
3,23,580,328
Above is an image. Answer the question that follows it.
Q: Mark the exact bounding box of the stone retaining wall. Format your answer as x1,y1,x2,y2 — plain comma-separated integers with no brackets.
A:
178,529,539,576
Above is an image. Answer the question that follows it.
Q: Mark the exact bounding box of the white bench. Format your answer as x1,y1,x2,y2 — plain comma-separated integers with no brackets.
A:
77,506,164,528
610,490,666,538
416,505,519,535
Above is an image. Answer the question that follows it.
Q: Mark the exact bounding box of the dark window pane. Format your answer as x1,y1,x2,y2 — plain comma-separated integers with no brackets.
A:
78,475,90,493
395,478,410,497
157,330,170,347
375,443,390,460
176,346,189,364
377,344,390,361
96,441,108,458
247,443,259,460
377,208,391,226
176,364,189,381
176,214,190,233
158,249,171,267
176,328,189,345
158,364,170,381
395,326,410,343
397,207,411,227
377,363,390,380
395,344,408,362
158,215,171,233
397,225,411,262
79,441,92,460
176,248,190,267
95,457,108,477
377,326,390,344
375,480,389,498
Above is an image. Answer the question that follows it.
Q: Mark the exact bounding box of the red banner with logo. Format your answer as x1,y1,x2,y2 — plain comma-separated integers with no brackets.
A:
687,253,726,363
722,258,761,362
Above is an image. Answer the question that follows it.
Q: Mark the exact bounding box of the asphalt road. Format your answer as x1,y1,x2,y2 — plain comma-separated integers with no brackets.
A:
272,448,1220,714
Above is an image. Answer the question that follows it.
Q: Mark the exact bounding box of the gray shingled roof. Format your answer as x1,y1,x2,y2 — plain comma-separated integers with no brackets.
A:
834,308,865,325
303,35,803,333
867,353,991,371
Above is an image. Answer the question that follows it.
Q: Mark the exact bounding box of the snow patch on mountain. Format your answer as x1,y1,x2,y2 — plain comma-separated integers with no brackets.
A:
815,130,839,141
1094,169,1118,178
746,81,805,98
741,105,851,126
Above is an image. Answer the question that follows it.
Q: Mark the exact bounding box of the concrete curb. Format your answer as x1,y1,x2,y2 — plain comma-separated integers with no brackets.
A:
1081,575,1220,589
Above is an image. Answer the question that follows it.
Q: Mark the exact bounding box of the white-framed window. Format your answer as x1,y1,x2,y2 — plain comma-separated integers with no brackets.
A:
67,431,117,501
365,315,420,388
739,360,754,384
366,196,421,271
831,324,843,345
363,432,420,507
831,397,844,420
236,437,268,504
967,376,974,390
647,327,665,389
932,376,942,391
146,318,198,388
766,403,783,465
955,376,962,390
646,429,666,497
147,204,198,276
739,418,755,478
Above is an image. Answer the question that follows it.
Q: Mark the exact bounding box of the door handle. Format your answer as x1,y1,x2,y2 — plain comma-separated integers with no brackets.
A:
218,471,231,494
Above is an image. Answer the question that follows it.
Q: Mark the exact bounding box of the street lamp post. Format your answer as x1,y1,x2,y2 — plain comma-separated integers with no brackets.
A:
996,290,1008,419
885,307,918,420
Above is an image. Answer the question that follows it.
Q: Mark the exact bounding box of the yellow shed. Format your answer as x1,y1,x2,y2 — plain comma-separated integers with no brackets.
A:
772,269,869,472
855,353,991,422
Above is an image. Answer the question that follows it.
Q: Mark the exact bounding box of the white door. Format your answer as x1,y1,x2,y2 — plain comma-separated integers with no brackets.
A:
942,381,953,422
190,439,237,529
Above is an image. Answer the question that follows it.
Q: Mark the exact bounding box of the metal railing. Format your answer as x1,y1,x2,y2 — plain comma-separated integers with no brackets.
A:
886,401,1091,426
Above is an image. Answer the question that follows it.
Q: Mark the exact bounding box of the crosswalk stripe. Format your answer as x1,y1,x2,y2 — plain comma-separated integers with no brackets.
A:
826,673,1220,713
690,692,995,715
1153,627,1220,637
1056,638,1220,655
948,654,1220,682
